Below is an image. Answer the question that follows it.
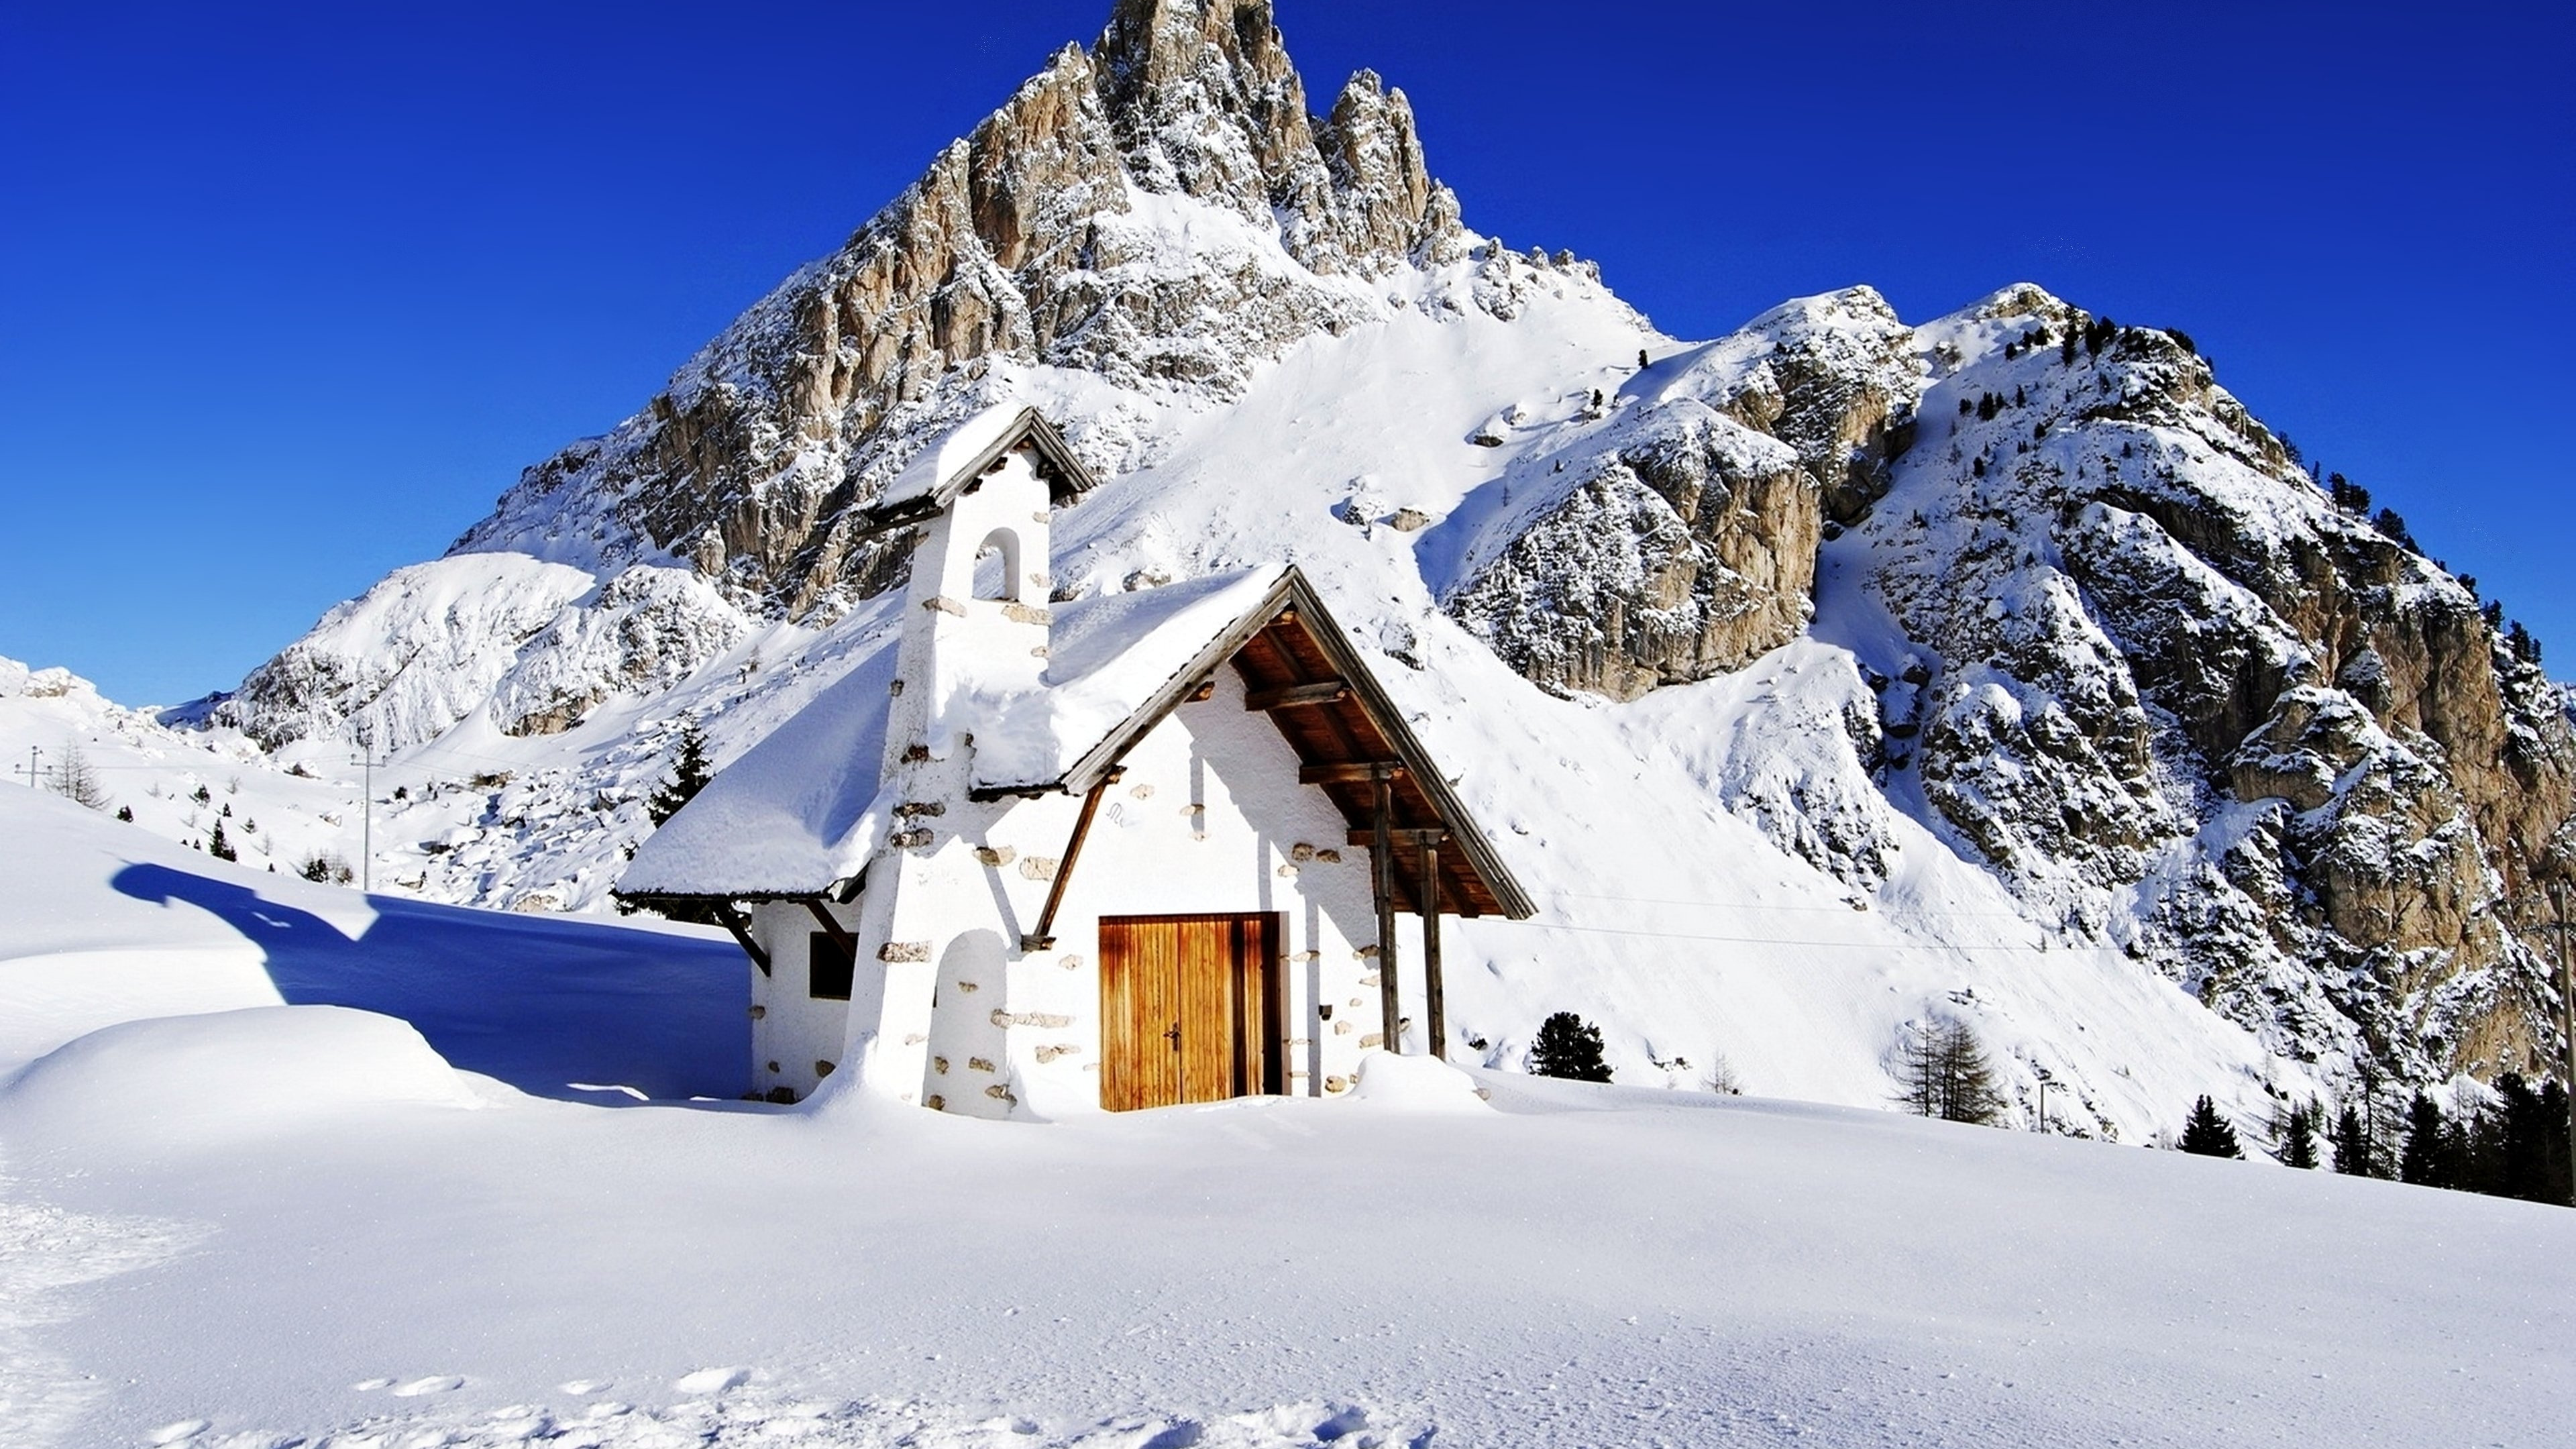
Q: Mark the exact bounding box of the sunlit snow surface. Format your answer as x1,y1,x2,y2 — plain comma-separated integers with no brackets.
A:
3,789,2571,1448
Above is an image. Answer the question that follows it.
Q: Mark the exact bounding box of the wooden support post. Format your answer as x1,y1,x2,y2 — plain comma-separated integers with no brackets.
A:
1025,770,1116,951
802,897,854,954
1373,769,1401,1055
1419,834,1446,1061
712,901,771,977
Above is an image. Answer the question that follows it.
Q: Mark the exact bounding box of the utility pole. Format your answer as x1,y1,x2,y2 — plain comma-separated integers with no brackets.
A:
2553,881,2575,1207
23,744,41,790
355,738,383,894
2035,1077,2049,1136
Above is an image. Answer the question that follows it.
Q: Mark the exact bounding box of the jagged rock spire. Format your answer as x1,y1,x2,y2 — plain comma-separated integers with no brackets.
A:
1091,0,1452,270
445,0,1464,608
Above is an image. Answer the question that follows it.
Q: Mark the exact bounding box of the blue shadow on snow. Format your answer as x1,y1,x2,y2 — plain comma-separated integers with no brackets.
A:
112,863,747,1102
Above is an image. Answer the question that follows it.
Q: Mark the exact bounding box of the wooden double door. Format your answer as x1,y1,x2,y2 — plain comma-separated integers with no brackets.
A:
1099,913,1281,1112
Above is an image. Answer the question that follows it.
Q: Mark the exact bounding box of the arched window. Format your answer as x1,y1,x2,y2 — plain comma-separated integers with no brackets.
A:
972,527,1022,602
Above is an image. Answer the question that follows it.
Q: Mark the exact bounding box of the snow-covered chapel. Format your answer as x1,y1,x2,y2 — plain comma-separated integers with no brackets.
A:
618,405,1532,1116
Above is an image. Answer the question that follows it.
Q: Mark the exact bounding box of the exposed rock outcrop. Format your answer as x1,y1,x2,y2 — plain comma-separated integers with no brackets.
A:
1446,401,1817,699
1845,288,2576,1081
452,0,1467,612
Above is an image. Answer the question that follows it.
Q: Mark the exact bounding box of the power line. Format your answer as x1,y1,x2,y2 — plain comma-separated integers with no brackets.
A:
1553,888,2044,921
1516,917,2106,955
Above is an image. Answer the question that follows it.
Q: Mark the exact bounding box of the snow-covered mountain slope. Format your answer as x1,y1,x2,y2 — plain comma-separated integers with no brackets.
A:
2,801,2571,1448
28,0,2567,1132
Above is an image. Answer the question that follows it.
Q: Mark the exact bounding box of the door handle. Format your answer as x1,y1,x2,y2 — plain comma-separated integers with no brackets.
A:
1165,1021,1181,1049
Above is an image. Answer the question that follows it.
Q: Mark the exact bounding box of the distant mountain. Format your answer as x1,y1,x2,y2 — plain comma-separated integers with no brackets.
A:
120,0,2571,1128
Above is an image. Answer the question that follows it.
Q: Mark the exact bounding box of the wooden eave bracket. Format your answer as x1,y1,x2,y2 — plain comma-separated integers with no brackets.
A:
711,901,771,977
803,897,855,953
1022,767,1120,953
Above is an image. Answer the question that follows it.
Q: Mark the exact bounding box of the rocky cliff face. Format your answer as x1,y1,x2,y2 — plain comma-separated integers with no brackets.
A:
1485,280,2576,1083
449,0,1463,612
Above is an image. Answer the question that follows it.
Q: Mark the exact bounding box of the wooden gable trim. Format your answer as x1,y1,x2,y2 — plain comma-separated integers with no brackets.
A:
1265,572,1536,920
1053,566,1534,921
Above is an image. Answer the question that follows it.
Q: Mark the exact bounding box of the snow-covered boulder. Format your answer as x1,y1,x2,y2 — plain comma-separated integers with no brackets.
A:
0,1006,482,1156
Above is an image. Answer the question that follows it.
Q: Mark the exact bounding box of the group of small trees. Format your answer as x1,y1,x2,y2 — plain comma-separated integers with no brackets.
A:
1892,1019,2007,1123
2357,1078,2571,1203
1515,1002,2572,1205
2170,1076,2572,1203
47,745,111,811
298,852,354,884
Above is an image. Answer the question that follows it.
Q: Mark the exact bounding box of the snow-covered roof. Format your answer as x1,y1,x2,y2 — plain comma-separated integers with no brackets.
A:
857,404,1100,536
618,567,1293,899
619,564,1535,919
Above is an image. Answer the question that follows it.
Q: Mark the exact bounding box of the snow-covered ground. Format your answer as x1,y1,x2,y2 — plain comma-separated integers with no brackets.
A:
3,787,2569,1448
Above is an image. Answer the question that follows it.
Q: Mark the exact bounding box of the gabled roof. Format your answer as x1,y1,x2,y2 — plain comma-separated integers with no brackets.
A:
1019,568,1536,920
852,405,1099,537
616,565,1534,921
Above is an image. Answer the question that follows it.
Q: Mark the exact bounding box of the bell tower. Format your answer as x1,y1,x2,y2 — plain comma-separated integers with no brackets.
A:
866,406,1096,776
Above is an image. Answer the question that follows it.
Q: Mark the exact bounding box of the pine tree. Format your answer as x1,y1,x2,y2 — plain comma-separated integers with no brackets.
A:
207,819,237,863
1527,1011,1611,1082
2274,1100,2320,1169
114,804,133,822
2178,1095,2243,1157
646,723,714,826
2330,1104,2378,1177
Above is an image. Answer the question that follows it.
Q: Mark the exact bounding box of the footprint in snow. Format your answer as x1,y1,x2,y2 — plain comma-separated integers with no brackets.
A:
147,1421,209,1445
351,1377,395,1391
674,1365,749,1395
390,1375,465,1397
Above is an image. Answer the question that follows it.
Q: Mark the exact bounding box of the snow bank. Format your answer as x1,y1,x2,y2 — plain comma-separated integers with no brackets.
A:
1342,1050,1491,1113
0,1006,480,1155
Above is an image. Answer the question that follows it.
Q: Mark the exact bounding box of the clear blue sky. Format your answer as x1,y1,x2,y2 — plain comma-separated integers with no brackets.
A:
3,1,2568,704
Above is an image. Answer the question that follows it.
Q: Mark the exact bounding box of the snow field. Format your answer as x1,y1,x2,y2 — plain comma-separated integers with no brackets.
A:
0,790,2570,1444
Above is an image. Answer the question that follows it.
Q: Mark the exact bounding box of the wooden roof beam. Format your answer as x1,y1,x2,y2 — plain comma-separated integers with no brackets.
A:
1244,680,1349,711
1301,761,1404,785
1346,827,1448,847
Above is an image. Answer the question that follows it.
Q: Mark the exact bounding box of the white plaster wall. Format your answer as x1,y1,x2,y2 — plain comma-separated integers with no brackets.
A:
748,900,855,1099
847,664,1393,1119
